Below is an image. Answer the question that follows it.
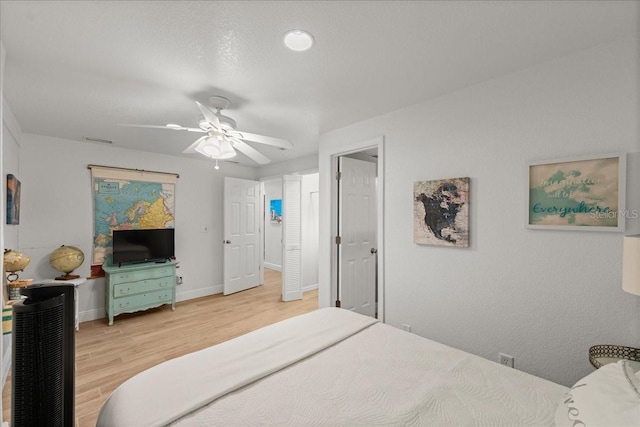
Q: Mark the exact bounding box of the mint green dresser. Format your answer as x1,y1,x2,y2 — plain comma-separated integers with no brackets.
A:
103,255,178,325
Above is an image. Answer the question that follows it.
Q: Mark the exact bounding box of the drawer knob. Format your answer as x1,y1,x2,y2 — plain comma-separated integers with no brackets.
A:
119,302,130,308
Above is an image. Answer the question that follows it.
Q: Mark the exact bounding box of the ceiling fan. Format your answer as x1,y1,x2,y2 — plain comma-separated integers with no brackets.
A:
123,96,293,167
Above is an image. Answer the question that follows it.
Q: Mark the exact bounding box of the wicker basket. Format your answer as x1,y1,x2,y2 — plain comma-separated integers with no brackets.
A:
588,344,640,368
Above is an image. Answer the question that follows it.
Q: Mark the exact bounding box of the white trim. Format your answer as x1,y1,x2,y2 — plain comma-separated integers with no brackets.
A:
259,181,265,285
176,285,223,301
323,135,385,322
78,308,106,323
264,262,282,272
302,283,318,293
77,285,224,324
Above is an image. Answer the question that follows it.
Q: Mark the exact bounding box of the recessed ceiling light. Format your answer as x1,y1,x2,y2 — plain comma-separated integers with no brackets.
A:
283,30,314,52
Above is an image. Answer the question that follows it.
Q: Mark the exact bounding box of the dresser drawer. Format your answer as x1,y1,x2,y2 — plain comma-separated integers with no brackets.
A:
114,277,173,298
114,290,172,312
109,266,174,284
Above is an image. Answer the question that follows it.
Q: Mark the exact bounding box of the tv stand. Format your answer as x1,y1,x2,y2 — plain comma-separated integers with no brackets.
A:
103,255,178,326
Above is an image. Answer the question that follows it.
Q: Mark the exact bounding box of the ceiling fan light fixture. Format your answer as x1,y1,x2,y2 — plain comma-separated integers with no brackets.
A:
219,139,236,157
284,29,314,51
195,139,237,160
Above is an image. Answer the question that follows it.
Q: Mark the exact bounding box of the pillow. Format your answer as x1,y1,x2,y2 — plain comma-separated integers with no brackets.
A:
555,360,640,427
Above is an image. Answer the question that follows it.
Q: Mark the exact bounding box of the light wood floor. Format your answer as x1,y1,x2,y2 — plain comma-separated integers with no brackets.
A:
2,269,317,427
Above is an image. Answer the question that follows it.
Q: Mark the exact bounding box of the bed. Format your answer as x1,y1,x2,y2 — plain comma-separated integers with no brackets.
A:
97,308,640,426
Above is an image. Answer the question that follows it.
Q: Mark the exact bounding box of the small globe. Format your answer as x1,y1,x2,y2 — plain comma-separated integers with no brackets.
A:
50,245,84,279
3,249,30,281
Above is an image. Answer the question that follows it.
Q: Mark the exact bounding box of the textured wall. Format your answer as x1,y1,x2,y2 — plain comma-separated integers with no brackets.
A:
14,133,256,321
319,37,640,387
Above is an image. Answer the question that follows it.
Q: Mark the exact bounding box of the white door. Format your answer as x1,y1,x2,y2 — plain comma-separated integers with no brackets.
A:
339,157,376,317
224,177,260,295
282,175,302,301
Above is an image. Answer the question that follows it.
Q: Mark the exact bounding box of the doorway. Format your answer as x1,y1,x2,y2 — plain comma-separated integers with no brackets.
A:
325,136,385,321
261,173,320,301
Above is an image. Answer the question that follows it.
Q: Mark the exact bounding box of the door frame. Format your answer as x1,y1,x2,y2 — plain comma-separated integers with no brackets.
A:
326,136,385,322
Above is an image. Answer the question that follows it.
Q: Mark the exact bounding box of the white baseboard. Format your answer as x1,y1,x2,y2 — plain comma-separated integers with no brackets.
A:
302,283,318,293
78,285,225,324
264,262,282,272
78,308,106,323
176,285,222,302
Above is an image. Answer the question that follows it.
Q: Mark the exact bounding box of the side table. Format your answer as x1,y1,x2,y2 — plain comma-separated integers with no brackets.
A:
589,344,640,372
39,278,87,331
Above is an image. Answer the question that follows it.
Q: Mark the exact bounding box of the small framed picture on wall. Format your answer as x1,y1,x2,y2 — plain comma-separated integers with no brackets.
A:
6,174,21,225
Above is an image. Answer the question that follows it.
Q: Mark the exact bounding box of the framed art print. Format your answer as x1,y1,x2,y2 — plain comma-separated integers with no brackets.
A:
6,174,21,225
414,177,469,247
527,153,626,231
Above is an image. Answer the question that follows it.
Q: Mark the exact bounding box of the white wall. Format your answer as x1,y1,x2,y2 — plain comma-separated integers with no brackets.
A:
319,37,640,387
301,173,319,291
263,179,282,271
257,154,318,180
13,132,256,322
1,99,21,387
0,39,8,403
2,99,22,251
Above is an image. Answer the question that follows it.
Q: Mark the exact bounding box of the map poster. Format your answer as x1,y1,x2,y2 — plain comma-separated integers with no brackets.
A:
92,176,175,269
414,177,470,247
528,154,625,231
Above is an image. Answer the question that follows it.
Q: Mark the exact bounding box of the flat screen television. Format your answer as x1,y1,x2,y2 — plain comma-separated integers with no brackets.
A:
112,228,175,265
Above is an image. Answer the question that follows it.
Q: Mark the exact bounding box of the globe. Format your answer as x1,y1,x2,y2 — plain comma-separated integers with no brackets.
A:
50,245,85,280
3,249,30,281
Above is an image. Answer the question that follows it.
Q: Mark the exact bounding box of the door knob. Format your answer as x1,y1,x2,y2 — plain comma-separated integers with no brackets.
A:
370,248,377,254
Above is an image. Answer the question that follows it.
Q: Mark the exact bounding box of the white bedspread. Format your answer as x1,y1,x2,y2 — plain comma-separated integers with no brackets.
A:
98,308,567,426
97,308,377,427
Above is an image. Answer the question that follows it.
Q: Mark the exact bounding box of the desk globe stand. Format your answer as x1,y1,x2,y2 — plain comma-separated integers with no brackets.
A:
55,273,80,281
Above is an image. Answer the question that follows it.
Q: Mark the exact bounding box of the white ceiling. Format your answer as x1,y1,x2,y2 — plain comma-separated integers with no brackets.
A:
1,1,637,166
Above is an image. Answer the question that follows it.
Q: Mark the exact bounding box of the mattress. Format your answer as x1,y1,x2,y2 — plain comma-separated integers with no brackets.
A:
98,308,567,426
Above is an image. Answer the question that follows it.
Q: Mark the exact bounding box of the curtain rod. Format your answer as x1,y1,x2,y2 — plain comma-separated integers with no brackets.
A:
87,164,179,178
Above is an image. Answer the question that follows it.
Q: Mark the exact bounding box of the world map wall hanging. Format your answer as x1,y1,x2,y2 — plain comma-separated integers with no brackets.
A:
89,165,178,276
413,177,470,247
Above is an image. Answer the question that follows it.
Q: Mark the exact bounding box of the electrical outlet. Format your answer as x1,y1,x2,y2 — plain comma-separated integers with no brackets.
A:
176,276,183,285
401,323,411,333
499,353,514,368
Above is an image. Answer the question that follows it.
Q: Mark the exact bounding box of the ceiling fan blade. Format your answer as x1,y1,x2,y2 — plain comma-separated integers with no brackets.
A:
118,123,205,133
182,136,208,154
235,131,293,150
118,124,172,130
195,101,220,129
232,140,271,164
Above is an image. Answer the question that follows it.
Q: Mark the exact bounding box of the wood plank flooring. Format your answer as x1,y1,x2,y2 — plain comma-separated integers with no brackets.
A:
2,269,317,426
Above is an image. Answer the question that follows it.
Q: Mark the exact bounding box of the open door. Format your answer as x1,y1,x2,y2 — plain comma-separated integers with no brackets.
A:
338,157,377,317
282,175,302,301
224,177,260,295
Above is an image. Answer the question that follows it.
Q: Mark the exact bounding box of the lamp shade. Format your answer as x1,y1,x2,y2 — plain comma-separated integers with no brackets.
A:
622,235,640,296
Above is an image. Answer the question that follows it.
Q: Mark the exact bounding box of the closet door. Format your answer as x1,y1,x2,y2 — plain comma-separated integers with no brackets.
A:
282,175,302,301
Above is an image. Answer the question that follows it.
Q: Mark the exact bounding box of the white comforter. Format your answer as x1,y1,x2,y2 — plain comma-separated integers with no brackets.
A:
98,308,567,426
